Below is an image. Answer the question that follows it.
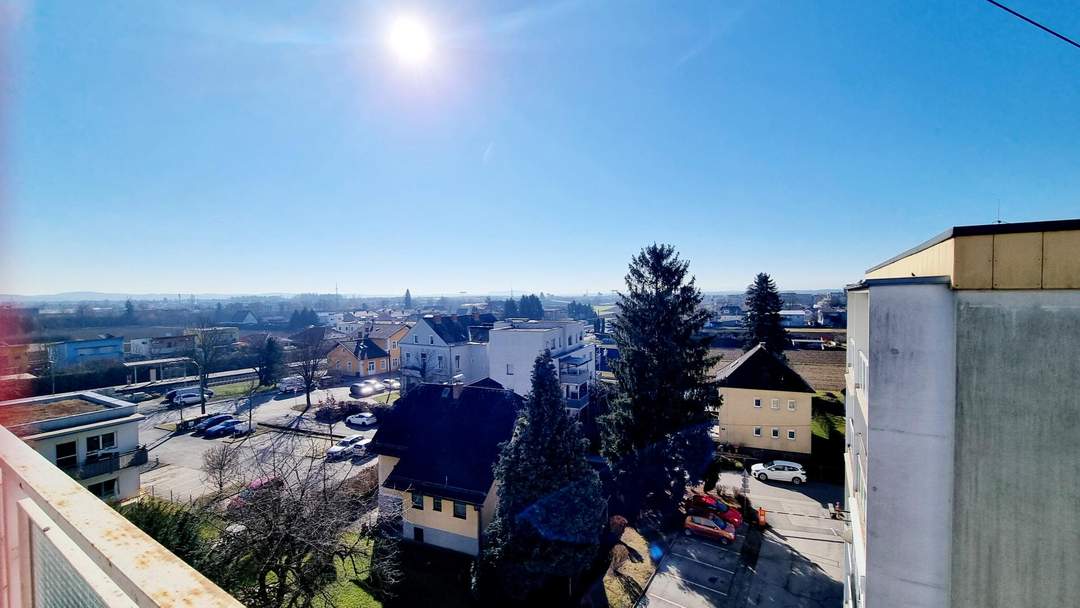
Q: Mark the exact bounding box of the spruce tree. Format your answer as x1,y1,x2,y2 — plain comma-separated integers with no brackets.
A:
403,289,412,309
503,297,519,318
600,244,717,518
480,352,605,602
743,272,787,356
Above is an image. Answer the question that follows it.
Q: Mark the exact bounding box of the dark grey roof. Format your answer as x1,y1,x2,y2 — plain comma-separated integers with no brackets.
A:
716,344,814,393
370,382,522,504
335,338,389,360
288,326,346,346
230,310,257,323
422,314,497,345
366,323,407,340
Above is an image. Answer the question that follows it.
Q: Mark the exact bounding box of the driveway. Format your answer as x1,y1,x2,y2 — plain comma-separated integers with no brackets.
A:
640,529,745,608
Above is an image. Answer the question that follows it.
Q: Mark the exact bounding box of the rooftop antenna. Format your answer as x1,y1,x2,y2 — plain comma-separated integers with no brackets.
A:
995,202,1005,224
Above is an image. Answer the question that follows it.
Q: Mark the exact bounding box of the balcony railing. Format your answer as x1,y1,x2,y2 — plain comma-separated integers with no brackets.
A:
62,448,149,481
559,368,593,382
0,425,241,607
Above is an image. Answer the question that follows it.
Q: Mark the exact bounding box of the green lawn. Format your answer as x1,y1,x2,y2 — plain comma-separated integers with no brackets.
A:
811,413,846,439
315,536,383,608
211,381,275,399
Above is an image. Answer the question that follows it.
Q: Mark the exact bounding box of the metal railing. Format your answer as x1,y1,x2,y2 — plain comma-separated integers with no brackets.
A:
63,448,149,481
0,425,242,607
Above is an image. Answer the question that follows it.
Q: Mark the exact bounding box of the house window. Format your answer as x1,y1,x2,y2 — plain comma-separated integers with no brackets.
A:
391,340,398,349
788,430,797,440
414,336,418,343
413,527,424,543
368,361,375,372
506,364,514,375
455,355,460,371
380,360,386,370
770,399,780,410
433,497,442,512
753,427,762,437
429,336,434,345
346,360,352,371
753,398,761,408
86,432,115,454
406,353,411,363
453,501,467,519
437,356,443,370
787,400,796,411
55,441,77,469
87,478,117,499
771,428,780,439
411,493,424,510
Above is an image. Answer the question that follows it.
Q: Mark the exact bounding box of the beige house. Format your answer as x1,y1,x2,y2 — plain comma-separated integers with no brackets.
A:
716,344,814,455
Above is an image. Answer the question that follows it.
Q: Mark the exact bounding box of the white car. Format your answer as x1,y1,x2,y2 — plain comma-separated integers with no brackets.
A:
326,435,366,460
750,460,807,485
172,392,206,406
278,376,305,393
384,378,401,390
367,379,387,393
346,412,377,427
350,383,375,398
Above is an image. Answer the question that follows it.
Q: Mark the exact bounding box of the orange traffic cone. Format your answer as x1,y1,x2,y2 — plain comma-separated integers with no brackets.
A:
757,507,767,528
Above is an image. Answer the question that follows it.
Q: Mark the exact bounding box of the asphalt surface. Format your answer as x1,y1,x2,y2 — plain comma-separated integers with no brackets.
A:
641,473,844,608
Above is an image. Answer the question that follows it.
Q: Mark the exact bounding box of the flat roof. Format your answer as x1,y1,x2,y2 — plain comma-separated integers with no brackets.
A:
123,357,191,367
0,397,106,427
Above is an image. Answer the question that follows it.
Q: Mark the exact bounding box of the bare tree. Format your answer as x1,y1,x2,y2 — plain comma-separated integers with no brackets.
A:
293,337,327,414
189,325,235,415
201,443,242,496
206,441,401,607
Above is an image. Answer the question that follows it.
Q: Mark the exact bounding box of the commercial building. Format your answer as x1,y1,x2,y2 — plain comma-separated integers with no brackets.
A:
844,219,1080,608
370,381,522,555
715,344,814,456
48,336,125,370
0,391,147,501
487,319,595,411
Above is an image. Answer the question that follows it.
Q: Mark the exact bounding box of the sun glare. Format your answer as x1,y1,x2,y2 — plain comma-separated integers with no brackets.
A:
386,16,433,67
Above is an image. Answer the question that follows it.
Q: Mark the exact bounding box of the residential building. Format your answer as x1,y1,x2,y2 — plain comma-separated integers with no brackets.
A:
326,339,390,378
370,381,523,555
364,322,410,370
288,325,347,347
0,391,147,501
399,314,496,391
487,319,595,411
0,422,241,606
184,326,240,347
715,344,814,456
48,336,125,370
229,310,259,325
844,219,1080,608
778,308,813,327
127,334,195,358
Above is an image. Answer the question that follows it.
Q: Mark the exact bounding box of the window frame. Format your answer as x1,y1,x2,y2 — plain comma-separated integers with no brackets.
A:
770,398,780,410
771,427,780,439
787,429,797,440
752,426,762,437
453,501,467,519
787,399,796,411
753,398,762,408
411,492,424,510
55,441,77,470
432,497,442,512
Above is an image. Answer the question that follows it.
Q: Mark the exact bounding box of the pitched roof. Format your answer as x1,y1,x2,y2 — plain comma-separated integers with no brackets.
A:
715,344,814,393
288,326,346,346
334,339,389,360
230,310,257,323
366,323,408,340
421,314,497,345
370,382,522,504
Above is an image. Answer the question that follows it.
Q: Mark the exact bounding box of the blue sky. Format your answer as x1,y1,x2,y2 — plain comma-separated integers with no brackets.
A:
4,1,1079,296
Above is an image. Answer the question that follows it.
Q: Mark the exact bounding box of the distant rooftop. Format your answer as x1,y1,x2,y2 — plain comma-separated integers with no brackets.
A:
0,391,140,437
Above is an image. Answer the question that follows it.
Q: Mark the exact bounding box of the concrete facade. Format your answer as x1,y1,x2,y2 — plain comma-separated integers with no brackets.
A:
717,386,813,454
487,320,594,408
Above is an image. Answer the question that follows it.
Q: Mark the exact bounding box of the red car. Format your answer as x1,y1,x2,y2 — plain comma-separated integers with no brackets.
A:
686,493,743,527
684,515,736,545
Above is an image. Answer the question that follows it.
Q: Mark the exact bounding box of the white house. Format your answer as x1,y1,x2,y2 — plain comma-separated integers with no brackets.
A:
487,319,594,411
0,391,147,501
399,314,496,391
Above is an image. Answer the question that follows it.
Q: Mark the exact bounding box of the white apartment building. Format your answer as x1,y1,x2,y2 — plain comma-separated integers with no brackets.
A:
0,391,147,501
488,319,594,411
399,314,495,391
844,219,1080,608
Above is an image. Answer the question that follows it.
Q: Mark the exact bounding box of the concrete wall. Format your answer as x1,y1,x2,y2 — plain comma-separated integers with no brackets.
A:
950,291,1080,608
865,282,956,608
717,387,812,454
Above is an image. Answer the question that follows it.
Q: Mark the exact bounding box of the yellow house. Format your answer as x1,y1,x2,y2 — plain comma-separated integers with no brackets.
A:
716,344,815,455
365,323,410,371
369,379,522,556
326,339,390,378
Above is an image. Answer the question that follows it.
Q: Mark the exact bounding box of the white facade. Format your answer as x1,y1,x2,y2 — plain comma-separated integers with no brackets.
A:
399,317,490,390
488,320,594,408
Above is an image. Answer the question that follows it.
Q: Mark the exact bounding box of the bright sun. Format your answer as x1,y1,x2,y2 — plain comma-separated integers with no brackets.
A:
386,16,433,67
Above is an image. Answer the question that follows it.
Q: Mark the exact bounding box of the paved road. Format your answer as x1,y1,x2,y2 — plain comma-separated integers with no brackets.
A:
137,384,391,503
640,474,844,608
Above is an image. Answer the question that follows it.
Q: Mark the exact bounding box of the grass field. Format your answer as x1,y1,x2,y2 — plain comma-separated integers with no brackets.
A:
314,536,383,608
210,381,275,399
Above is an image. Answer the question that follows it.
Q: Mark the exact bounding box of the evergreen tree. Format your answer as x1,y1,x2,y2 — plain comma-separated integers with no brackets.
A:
600,244,717,518
503,297,519,318
122,299,136,323
256,337,284,386
743,272,787,356
518,294,544,320
479,352,605,603
289,309,302,329
403,289,412,309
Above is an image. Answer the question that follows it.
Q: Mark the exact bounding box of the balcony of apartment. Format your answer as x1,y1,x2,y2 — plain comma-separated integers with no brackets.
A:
61,448,148,481
0,425,241,607
558,367,593,383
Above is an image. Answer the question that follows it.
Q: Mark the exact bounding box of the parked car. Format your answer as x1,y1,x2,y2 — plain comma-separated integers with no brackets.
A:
172,392,208,406
230,421,255,436
351,438,372,458
350,383,375,398
346,412,377,427
278,376,305,393
369,380,386,393
384,378,401,390
684,515,736,545
228,477,283,511
192,414,233,435
750,460,807,485
204,419,243,438
326,435,366,460
686,493,743,527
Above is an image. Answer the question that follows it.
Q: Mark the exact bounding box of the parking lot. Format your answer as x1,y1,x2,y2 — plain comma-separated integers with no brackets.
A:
641,473,844,608
136,382,391,503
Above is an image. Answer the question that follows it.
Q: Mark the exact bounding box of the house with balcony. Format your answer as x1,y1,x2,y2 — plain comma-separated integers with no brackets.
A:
0,391,147,501
398,314,496,392
370,381,522,555
715,344,814,456
487,319,595,412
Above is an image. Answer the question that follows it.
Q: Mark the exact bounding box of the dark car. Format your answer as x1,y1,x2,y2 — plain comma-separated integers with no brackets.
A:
203,419,242,439
192,414,233,435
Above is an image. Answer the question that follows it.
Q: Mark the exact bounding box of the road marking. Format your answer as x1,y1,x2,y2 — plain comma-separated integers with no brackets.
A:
671,552,736,574
659,572,729,597
646,593,688,608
